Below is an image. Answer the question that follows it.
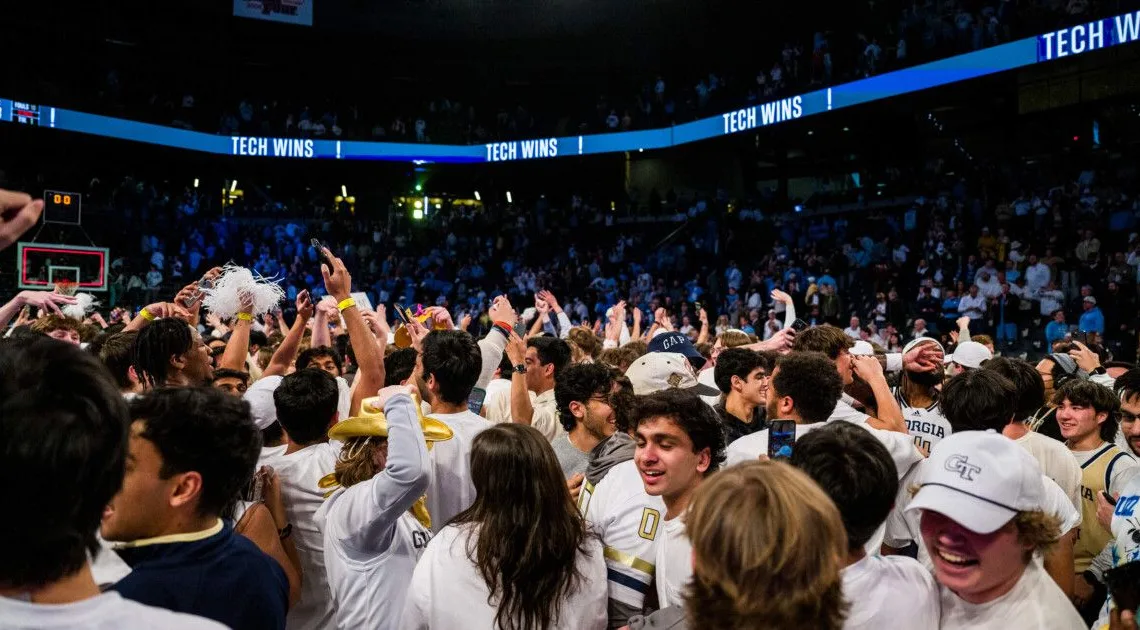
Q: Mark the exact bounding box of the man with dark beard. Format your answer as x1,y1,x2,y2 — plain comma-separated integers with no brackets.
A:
892,338,950,455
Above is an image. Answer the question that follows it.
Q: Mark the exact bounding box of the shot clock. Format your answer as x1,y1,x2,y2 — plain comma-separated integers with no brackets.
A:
43,190,82,225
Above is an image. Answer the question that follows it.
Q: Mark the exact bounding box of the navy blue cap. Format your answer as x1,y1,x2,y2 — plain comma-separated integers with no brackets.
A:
647,332,707,370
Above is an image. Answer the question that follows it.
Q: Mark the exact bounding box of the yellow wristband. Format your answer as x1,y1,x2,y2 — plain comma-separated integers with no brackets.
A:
237,312,254,322
140,308,156,322
337,297,357,312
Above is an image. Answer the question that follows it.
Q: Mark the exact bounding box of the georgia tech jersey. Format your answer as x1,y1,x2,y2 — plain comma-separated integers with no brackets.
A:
893,386,952,455
580,459,666,627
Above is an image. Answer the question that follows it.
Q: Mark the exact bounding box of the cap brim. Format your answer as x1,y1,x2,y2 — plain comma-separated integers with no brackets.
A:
687,382,721,397
905,484,1016,534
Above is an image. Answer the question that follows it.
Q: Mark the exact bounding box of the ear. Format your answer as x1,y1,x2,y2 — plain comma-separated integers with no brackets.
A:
170,352,187,372
695,447,711,475
730,375,744,393
569,400,587,420
544,363,555,380
779,395,795,417
169,471,204,511
127,365,142,386
1096,411,1109,425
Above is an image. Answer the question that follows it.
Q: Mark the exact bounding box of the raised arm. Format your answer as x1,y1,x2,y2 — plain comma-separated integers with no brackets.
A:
476,296,516,389
263,291,313,378
321,248,384,416
327,388,429,555
0,291,76,330
851,356,907,433
506,330,535,425
219,293,256,372
696,308,710,345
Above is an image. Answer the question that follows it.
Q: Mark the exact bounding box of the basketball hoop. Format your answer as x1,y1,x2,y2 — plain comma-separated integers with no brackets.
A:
53,279,78,296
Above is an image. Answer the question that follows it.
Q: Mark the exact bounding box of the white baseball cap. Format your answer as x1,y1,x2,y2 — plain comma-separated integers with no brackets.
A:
625,352,719,397
850,340,875,356
943,341,992,369
902,337,945,356
243,375,284,430
906,431,1045,534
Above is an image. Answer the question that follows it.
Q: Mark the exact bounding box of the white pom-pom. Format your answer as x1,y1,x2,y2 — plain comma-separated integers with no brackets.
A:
201,264,285,321
62,293,100,320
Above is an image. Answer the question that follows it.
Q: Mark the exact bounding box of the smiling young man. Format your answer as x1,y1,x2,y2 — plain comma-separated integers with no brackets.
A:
1054,379,1139,619
906,431,1084,629
712,348,773,443
633,388,726,611
1115,369,1140,457
553,362,617,478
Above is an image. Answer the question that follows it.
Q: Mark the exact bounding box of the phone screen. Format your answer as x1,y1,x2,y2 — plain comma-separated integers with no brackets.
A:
768,420,797,460
467,387,487,415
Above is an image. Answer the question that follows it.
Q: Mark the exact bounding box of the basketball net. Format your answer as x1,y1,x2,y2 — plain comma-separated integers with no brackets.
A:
54,279,78,296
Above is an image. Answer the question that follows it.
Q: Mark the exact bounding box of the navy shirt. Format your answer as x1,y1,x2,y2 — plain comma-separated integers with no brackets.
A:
113,521,288,630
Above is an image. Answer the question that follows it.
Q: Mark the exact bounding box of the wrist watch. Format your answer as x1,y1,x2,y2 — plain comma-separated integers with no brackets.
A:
1091,366,1106,376
513,363,527,374
278,523,293,540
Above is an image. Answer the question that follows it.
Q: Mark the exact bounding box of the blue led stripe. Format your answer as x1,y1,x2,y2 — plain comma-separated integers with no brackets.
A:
2,10,1138,162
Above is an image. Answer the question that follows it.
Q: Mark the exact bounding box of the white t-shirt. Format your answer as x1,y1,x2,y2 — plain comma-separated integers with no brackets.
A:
399,524,607,630
885,464,1081,570
828,394,870,425
425,410,491,533
0,591,225,630
842,554,940,630
261,442,340,630
580,459,665,622
1016,431,1082,511
938,561,1084,629
481,379,511,423
654,515,692,610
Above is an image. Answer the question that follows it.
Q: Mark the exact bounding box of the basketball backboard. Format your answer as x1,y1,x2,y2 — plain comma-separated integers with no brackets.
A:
16,242,109,291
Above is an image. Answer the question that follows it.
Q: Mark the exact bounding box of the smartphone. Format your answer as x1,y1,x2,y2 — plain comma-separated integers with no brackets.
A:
791,318,809,332
1071,331,1089,345
312,238,335,269
393,303,412,326
242,471,264,503
1105,561,1140,613
467,387,487,415
182,278,215,308
768,420,797,460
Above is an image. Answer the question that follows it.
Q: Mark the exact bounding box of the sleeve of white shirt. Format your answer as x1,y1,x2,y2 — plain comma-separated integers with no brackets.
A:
325,394,430,555
884,353,903,373
884,464,922,549
1108,453,1140,498
476,328,508,390
557,312,573,339
1042,474,1082,534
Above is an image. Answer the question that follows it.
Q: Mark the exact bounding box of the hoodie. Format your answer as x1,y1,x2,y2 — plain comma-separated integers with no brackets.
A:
584,432,636,488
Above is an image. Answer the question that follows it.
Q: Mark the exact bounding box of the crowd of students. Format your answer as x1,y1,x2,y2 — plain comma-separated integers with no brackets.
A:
2,184,1140,630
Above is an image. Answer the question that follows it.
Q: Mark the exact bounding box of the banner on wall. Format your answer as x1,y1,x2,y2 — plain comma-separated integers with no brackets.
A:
234,0,312,26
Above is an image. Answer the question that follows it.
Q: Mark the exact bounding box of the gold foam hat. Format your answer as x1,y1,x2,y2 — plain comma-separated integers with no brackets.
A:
327,392,454,443
393,305,451,348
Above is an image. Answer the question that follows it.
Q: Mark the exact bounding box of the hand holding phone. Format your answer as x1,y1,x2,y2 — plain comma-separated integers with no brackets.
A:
768,420,796,460
312,238,335,270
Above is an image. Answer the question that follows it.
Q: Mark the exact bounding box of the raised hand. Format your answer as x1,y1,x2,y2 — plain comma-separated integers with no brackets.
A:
0,189,44,251
15,291,77,316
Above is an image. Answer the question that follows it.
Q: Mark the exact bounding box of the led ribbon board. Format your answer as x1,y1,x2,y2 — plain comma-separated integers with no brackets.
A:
2,11,1138,163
